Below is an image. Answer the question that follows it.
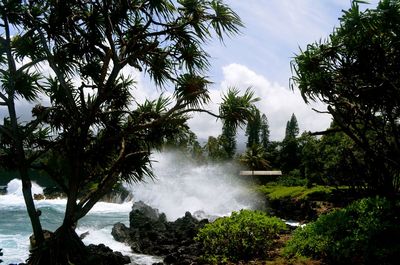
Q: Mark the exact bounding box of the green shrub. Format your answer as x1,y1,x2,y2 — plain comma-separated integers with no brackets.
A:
284,197,400,264
257,184,333,201
277,171,308,187
196,209,287,263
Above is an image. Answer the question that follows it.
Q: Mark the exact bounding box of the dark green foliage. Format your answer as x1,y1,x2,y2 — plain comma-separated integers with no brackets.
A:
292,0,400,193
0,0,253,262
297,132,321,185
285,113,299,140
221,122,237,159
285,197,400,265
245,108,261,148
196,209,287,263
219,88,260,159
204,136,229,161
280,114,300,173
278,170,308,187
240,144,270,171
260,113,270,150
265,140,281,169
219,87,260,131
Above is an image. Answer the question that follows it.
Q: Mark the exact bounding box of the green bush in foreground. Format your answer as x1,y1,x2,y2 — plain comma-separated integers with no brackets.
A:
196,209,287,263
284,197,400,264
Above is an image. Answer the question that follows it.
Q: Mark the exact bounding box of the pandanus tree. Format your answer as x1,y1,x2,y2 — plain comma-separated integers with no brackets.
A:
0,1,47,247
0,0,259,264
220,87,260,158
291,0,400,194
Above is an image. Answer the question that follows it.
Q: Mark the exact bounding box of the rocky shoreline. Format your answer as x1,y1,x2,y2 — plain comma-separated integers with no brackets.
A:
112,201,209,265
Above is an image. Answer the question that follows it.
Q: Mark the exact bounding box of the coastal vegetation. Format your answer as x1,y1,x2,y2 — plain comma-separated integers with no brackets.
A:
0,0,399,264
0,0,256,264
196,210,287,263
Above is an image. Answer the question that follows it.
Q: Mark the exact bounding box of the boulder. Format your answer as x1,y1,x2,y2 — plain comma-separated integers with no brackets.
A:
33,194,45,200
86,244,131,265
43,186,66,199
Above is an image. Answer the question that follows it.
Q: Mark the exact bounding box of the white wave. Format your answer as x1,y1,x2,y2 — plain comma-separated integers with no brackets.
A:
129,151,262,221
6,178,43,196
0,233,30,264
89,201,132,214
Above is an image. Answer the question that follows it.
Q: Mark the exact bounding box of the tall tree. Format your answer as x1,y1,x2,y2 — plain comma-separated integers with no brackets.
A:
205,135,228,161
221,122,237,159
280,114,300,173
0,1,46,246
245,108,261,148
292,0,400,194
220,88,260,159
7,1,258,263
285,113,299,140
260,113,270,150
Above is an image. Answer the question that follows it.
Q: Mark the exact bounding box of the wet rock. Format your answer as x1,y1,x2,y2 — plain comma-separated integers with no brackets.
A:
86,244,131,265
112,202,209,264
193,210,218,222
0,185,6,195
79,231,90,239
131,201,160,221
43,186,66,199
33,193,45,200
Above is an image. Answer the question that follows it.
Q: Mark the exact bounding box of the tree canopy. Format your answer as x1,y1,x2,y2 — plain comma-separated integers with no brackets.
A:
0,0,258,263
291,0,400,194
284,113,299,140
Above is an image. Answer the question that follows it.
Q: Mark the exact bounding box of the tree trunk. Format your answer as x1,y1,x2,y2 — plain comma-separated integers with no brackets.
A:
8,101,45,246
27,225,87,265
2,13,45,246
20,168,45,245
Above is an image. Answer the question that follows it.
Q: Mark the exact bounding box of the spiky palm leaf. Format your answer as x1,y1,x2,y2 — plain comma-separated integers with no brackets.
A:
0,70,42,101
219,87,260,130
175,73,211,108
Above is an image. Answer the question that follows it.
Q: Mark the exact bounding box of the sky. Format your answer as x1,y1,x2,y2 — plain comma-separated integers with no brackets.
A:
3,1,381,143
183,0,379,141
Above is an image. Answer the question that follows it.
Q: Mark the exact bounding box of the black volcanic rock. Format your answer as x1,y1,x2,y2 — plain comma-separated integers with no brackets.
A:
86,244,131,265
112,201,208,264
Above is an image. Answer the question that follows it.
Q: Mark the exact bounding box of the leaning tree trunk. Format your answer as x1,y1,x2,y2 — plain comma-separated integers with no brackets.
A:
2,13,45,246
27,225,87,265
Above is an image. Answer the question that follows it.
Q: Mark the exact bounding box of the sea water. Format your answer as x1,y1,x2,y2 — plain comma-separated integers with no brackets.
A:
0,180,162,265
0,151,261,264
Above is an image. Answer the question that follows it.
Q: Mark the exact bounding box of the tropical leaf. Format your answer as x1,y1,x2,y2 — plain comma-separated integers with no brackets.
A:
219,87,260,129
210,0,243,39
174,73,210,108
0,70,42,101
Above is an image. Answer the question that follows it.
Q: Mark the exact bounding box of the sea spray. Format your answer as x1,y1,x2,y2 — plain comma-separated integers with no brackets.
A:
128,151,263,220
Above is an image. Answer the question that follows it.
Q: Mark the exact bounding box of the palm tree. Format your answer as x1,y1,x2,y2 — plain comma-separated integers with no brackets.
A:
9,1,257,263
240,145,270,175
220,88,260,158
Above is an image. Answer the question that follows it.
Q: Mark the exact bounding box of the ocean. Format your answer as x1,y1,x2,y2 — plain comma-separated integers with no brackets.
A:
0,151,261,264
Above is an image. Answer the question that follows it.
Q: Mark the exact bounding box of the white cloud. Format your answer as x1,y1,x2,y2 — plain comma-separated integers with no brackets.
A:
188,63,332,141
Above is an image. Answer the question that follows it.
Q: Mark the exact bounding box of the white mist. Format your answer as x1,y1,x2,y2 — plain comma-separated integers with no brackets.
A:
129,151,262,221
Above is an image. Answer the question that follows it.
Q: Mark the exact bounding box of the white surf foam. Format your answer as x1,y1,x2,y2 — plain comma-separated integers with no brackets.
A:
129,151,262,221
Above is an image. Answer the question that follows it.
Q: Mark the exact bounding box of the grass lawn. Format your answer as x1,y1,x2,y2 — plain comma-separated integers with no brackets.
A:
257,184,335,201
